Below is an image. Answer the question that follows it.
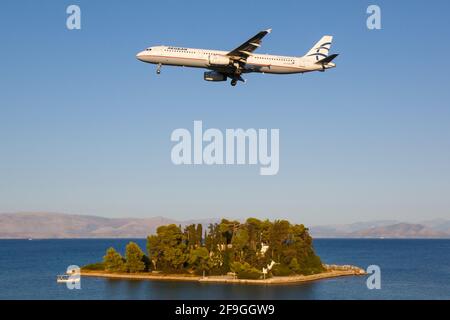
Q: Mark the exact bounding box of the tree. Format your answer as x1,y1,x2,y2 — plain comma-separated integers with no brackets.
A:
231,228,249,262
269,220,290,261
147,234,161,270
289,257,300,274
188,247,210,274
164,246,188,271
185,224,197,249
98,218,325,277
147,224,187,272
246,218,263,251
205,223,222,252
219,219,240,244
196,224,203,247
103,247,125,272
125,242,146,273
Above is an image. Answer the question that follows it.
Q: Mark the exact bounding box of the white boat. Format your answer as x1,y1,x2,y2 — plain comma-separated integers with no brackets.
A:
56,275,79,283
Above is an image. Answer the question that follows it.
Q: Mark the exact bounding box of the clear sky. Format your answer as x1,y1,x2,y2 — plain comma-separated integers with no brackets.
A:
1,0,450,225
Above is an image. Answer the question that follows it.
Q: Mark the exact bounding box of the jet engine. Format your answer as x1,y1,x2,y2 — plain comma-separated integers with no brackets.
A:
204,71,227,81
208,55,230,66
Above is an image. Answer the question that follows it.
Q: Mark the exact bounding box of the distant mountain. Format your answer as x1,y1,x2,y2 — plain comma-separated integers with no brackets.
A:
350,223,448,238
420,219,450,234
0,212,217,239
310,220,450,238
310,220,399,238
1,212,449,239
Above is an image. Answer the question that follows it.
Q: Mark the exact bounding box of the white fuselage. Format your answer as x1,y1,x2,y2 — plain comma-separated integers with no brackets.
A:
136,45,335,74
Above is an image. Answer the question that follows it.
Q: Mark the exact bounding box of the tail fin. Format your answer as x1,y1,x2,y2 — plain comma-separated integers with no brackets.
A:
304,35,333,61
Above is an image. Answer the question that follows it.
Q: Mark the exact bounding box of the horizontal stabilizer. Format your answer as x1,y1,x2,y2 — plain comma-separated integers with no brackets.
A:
316,54,339,64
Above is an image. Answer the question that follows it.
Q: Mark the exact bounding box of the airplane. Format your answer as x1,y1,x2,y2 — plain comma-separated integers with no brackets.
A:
136,29,338,86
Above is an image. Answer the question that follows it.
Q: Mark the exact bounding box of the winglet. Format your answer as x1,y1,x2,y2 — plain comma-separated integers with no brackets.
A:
266,28,272,33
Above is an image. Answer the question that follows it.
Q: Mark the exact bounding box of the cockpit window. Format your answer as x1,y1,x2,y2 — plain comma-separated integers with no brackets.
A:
146,48,152,51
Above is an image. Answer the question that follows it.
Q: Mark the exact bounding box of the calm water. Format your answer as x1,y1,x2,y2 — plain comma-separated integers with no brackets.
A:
0,239,449,300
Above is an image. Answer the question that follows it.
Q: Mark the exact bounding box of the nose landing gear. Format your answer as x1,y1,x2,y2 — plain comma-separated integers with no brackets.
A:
156,63,162,75
230,76,246,87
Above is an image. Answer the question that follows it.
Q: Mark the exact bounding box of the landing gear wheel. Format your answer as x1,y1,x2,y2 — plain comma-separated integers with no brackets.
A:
230,80,237,86
156,63,162,75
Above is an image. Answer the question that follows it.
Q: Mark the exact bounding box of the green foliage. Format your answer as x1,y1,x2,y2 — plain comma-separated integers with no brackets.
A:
164,246,188,272
272,264,293,276
142,254,152,272
125,242,146,273
147,224,187,272
196,224,203,246
81,262,105,271
246,218,262,252
232,228,249,262
297,253,325,275
231,262,261,280
188,247,210,274
289,257,300,274
103,247,125,272
147,234,161,270
97,218,324,278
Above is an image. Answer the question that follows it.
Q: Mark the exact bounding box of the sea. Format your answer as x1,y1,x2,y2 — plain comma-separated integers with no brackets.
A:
0,239,449,300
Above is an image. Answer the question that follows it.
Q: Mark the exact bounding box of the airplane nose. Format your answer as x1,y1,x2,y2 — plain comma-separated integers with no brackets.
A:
136,51,146,61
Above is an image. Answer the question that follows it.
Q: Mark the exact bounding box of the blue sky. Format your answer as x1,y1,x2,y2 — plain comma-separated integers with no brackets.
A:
1,0,450,225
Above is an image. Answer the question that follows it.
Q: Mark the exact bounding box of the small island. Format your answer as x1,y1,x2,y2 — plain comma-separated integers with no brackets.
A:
81,218,365,284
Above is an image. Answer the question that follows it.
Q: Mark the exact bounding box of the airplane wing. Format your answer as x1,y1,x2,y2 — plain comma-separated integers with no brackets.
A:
226,29,272,62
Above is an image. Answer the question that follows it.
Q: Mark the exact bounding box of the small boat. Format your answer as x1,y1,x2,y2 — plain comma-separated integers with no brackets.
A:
56,275,79,283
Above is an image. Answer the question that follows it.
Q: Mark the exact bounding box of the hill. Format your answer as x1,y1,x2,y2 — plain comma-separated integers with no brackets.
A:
0,212,215,239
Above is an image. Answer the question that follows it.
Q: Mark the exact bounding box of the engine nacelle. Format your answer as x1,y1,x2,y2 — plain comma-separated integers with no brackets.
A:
208,54,230,66
204,71,227,82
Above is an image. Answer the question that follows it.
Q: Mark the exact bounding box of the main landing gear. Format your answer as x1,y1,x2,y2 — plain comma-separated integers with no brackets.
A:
156,63,162,75
230,79,237,86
